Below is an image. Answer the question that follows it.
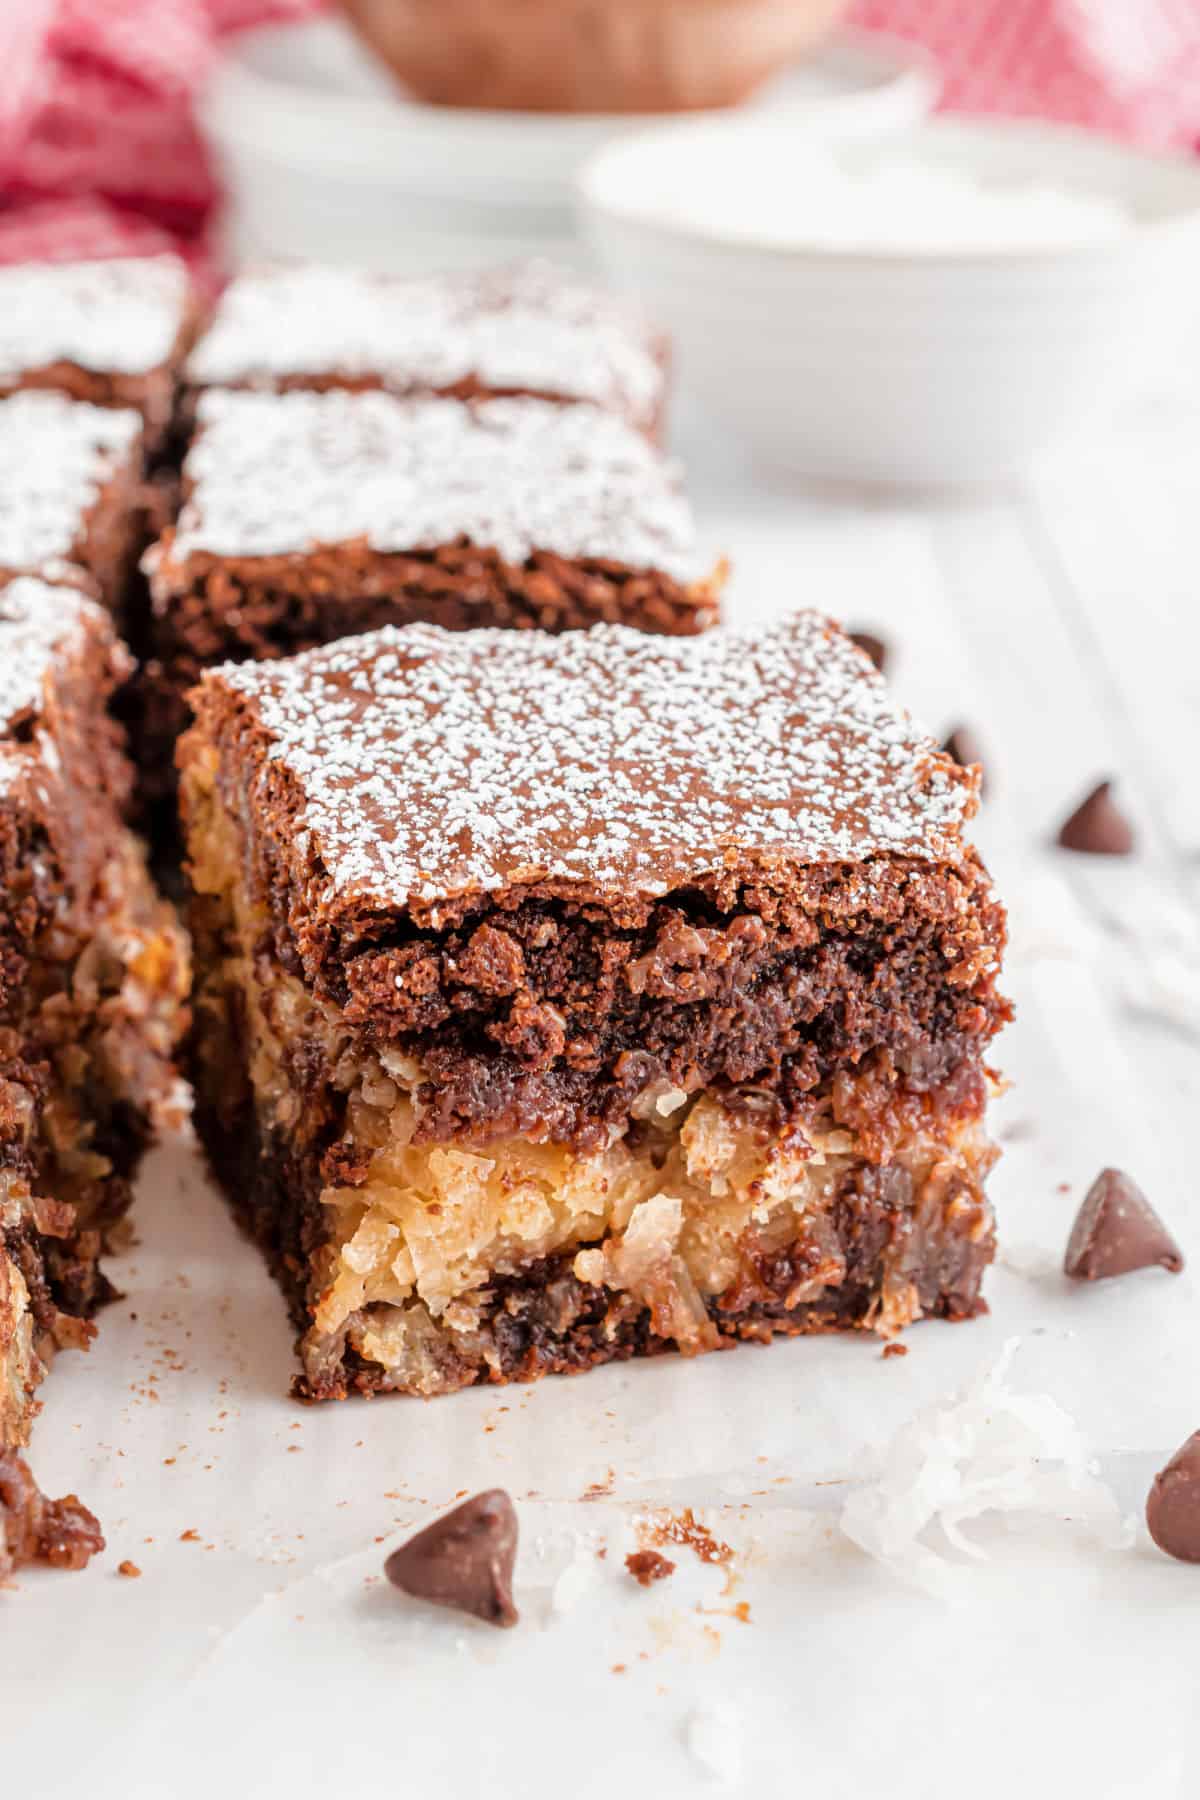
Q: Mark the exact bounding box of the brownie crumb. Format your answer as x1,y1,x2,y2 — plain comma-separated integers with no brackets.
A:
1056,780,1134,855
117,1559,142,1578
0,1452,105,1578
882,1342,909,1360
385,1489,519,1628
641,1507,733,1567
626,1549,677,1587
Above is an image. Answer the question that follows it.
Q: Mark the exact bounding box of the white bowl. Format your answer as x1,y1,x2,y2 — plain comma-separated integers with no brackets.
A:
580,117,1200,486
201,17,936,269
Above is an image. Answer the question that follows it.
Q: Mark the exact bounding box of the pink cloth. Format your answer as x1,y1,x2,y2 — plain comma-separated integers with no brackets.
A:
0,0,319,273
1,1,1198,270
851,0,1200,150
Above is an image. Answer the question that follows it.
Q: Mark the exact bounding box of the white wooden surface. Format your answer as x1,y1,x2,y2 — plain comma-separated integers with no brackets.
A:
5,390,1200,1800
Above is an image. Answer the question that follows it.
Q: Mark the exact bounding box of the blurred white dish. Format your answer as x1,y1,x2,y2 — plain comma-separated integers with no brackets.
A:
580,117,1200,487
201,16,936,270
611,139,1134,253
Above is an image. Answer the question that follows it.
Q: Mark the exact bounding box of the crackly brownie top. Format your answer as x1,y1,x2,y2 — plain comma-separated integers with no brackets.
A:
208,613,978,910
185,260,663,423
168,389,699,579
0,392,142,571
0,576,111,784
0,256,190,379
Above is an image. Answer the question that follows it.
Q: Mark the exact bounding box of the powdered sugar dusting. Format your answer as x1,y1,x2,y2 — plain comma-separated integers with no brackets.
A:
839,1339,1133,1600
0,575,100,737
0,391,141,570
185,261,663,429
211,613,977,909
0,257,189,378
171,390,699,580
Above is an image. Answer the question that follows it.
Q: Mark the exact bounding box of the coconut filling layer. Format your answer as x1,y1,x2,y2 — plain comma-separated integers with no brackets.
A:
310,1061,994,1395
0,1231,39,1447
1,833,190,1445
33,835,191,1227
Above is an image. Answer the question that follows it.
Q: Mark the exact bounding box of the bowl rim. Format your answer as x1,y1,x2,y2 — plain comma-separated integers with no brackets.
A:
205,17,938,149
578,112,1200,269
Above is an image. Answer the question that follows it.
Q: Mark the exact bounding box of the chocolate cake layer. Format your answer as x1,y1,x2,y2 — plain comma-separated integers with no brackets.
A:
1,577,189,1452
185,617,1005,1145
185,261,668,438
0,256,194,451
181,614,1008,1402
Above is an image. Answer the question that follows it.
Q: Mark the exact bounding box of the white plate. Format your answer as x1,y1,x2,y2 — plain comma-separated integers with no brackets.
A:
202,16,937,264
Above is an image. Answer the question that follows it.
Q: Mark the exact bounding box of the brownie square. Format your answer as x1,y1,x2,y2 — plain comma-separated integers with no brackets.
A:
144,388,719,792
0,391,146,620
0,256,194,452
179,614,1008,1403
1,576,188,1453
185,260,668,438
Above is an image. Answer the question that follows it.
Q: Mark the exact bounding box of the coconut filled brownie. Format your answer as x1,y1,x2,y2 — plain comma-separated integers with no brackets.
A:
0,256,194,453
1,577,189,1459
179,614,1008,1402
185,260,668,439
143,387,718,795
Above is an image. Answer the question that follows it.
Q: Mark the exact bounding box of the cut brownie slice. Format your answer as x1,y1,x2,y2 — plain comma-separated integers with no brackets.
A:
179,614,1008,1403
0,391,145,619
1,577,189,1453
144,388,718,794
185,261,667,438
0,256,194,451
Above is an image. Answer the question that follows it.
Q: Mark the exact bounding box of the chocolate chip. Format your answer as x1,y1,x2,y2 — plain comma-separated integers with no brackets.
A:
1056,780,1135,855
848,629,888,675
1146,1433,1200,1562
385,1489,518,1627
942,725,987,793
1063,1168,1183,1281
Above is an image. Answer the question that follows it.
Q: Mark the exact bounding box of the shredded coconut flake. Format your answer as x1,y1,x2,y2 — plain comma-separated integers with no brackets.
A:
170,389,699,580
0,256,189,377
186,260,662,427
0,391,141,569
211,613,975,908
550,1551,597,1617
839,1339,1133,1598
685,1704,744,1784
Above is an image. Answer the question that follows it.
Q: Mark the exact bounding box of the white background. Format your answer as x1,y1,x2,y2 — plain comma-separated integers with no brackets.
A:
5,385,1199,1799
